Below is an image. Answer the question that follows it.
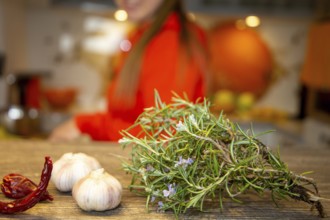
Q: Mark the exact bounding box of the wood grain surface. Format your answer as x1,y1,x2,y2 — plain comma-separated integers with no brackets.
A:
0,140,329,219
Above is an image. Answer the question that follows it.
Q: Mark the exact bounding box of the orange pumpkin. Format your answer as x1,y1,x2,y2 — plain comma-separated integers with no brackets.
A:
209,21,273,97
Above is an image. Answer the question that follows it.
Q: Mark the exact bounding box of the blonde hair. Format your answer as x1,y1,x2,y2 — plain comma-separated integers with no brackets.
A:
114,0,207,106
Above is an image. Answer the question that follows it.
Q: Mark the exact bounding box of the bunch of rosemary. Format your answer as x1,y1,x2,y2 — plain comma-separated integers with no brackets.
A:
119,92,325,217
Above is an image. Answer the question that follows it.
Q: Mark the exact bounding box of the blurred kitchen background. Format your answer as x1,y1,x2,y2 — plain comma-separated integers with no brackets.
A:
0,0,329,148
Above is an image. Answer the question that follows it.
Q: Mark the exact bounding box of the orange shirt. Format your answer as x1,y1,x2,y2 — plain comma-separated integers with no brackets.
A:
75,14,208,141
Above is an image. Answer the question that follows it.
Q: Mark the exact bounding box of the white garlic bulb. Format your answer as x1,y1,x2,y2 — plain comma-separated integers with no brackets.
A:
72,168,122,211
51,152,101,192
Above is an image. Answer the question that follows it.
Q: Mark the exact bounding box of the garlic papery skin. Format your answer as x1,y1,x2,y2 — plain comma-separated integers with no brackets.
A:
51,152,101,192
72,168,122,211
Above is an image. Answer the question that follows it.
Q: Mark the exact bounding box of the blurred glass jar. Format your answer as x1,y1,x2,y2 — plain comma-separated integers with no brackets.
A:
0,106,40,137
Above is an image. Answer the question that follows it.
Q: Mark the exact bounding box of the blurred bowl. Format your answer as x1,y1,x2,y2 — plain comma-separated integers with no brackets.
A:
44,87,77,111
39,111,72,135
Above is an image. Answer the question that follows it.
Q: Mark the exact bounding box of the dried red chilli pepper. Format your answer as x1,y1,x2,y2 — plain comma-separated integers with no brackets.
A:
0,156,53,214
1,173,53,201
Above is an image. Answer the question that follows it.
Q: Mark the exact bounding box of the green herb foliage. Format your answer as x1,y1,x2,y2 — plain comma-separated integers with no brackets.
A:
119,91,325,218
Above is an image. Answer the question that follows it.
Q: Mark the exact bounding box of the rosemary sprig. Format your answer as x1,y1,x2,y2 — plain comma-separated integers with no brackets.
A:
119,91,326,218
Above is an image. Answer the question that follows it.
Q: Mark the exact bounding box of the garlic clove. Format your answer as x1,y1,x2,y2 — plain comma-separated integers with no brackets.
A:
51,152,101,192
72,168,122,211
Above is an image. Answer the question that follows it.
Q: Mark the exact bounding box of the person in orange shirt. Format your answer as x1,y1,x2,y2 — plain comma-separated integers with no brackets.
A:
49,0,209,142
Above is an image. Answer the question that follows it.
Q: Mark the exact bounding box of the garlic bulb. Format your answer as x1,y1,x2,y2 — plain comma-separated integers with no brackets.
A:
51,152,101,192
72,168,122,211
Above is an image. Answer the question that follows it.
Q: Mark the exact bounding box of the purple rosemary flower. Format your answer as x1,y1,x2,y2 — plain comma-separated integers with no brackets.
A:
175,156,194,169
146,164,154,172
176,121,187,132
163,183,176,197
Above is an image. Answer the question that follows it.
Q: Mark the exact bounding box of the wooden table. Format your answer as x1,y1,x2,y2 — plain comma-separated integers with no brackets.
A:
0,140,329,219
